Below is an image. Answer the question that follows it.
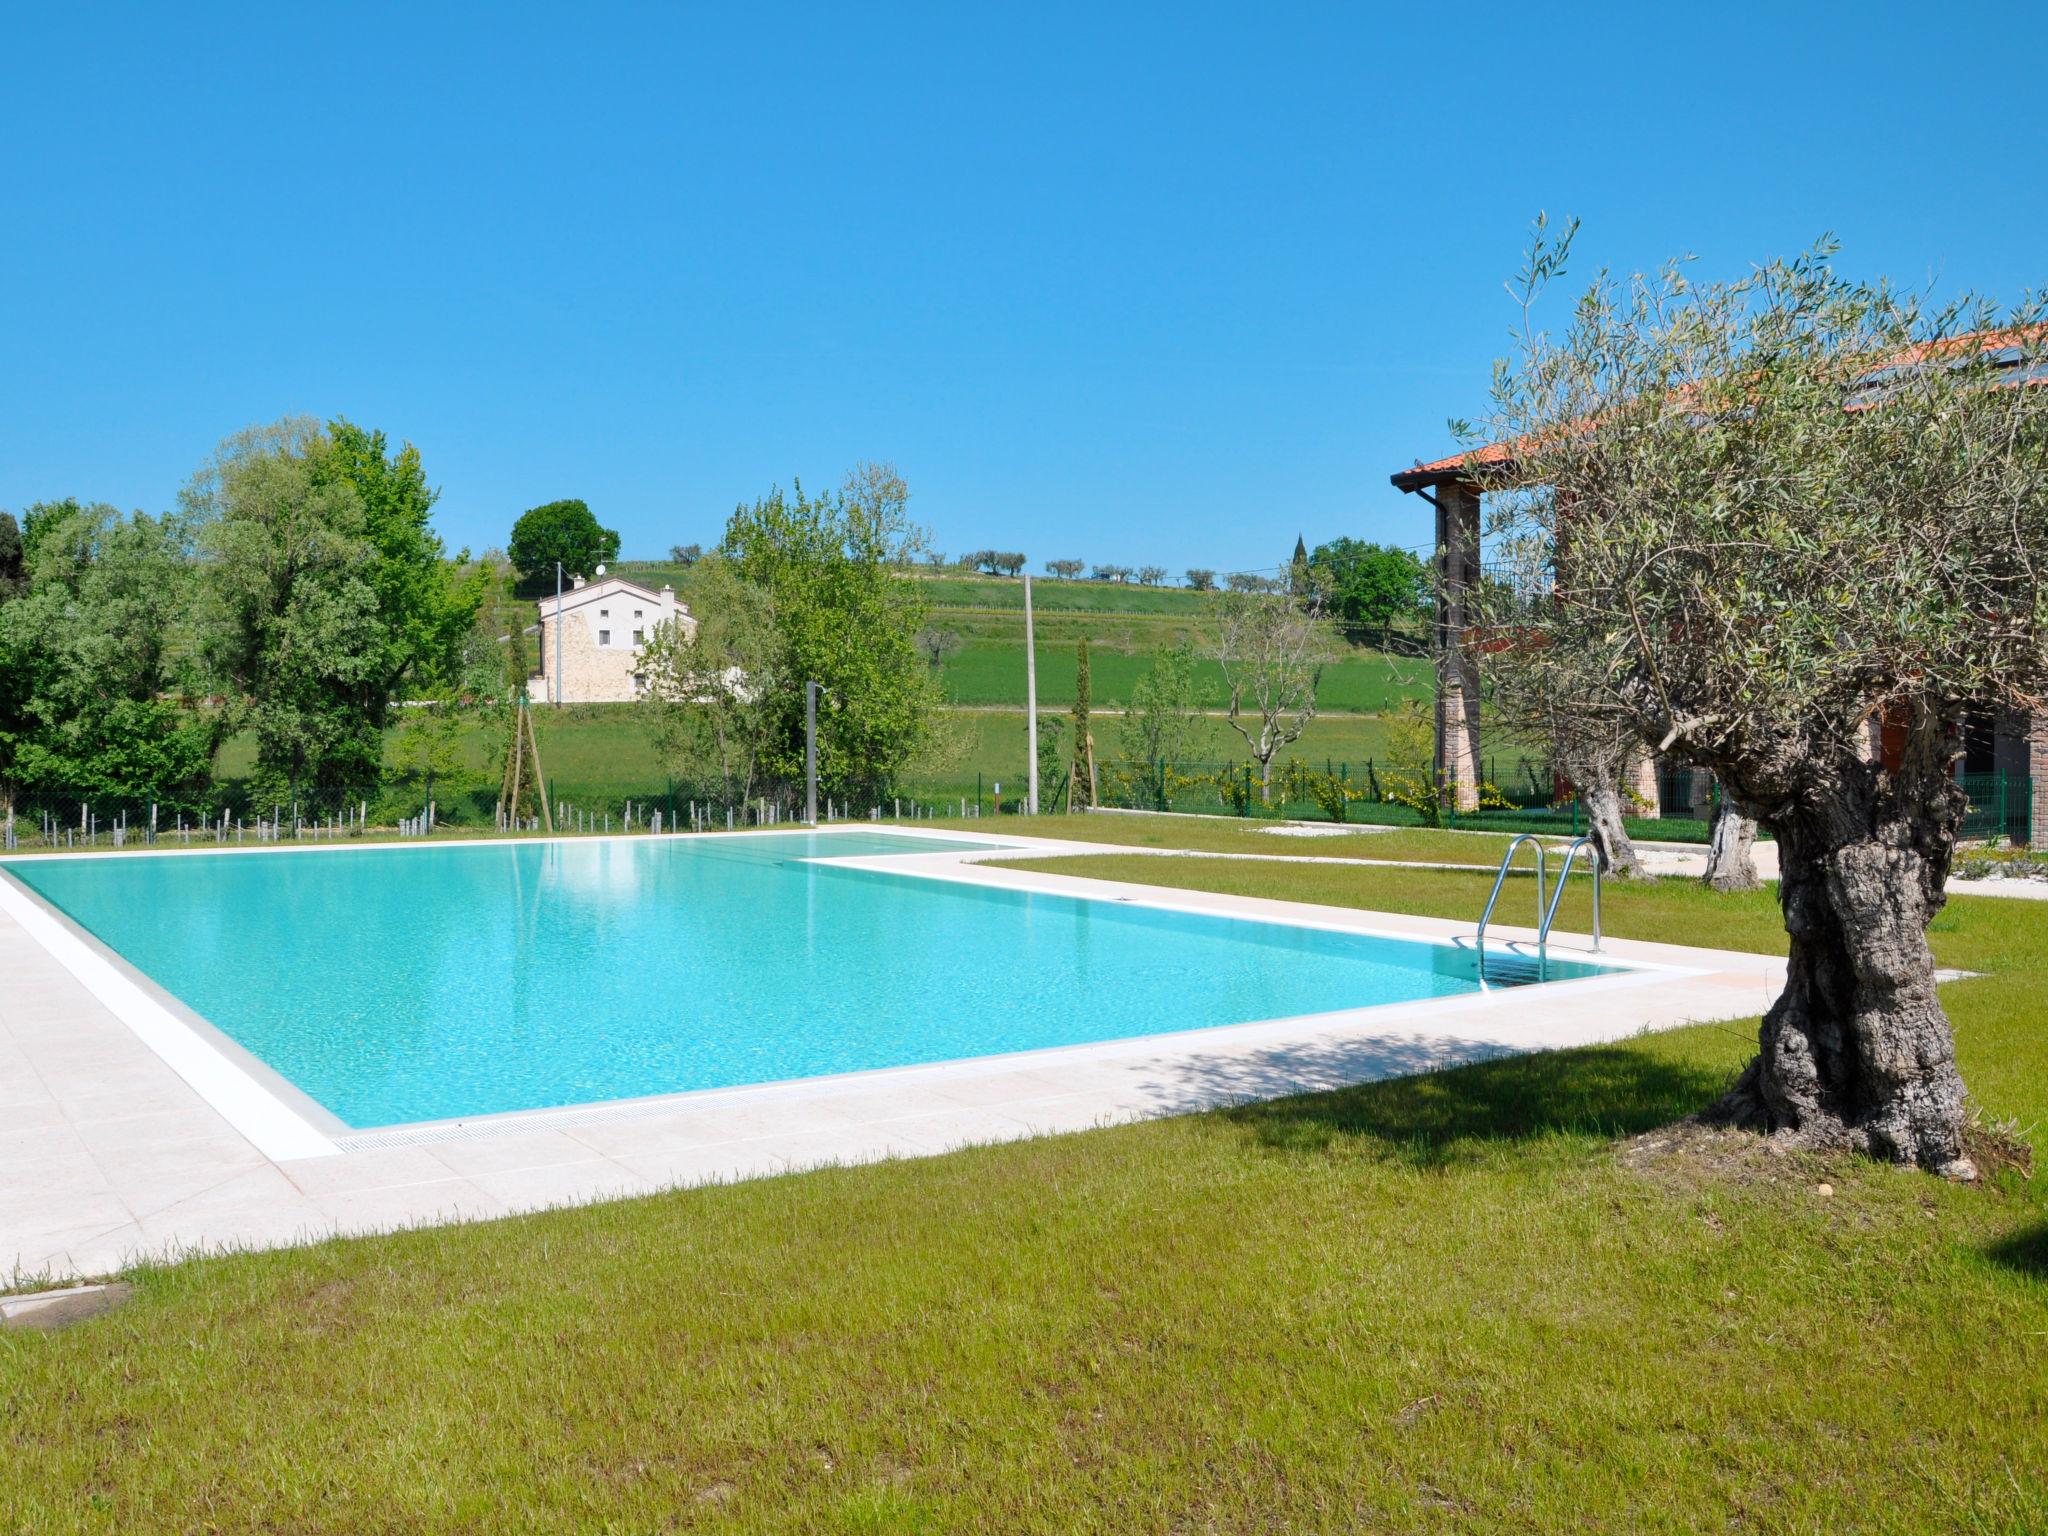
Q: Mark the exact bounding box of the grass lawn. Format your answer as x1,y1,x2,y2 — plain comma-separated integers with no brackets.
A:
938,638,1425,712
3,822,2044,1531
211,709,1414,813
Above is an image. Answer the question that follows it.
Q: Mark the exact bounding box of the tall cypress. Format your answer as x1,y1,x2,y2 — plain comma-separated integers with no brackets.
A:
1069,637,1093,811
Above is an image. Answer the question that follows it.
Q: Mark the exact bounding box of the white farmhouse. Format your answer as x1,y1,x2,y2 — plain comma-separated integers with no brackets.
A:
531,573,696,704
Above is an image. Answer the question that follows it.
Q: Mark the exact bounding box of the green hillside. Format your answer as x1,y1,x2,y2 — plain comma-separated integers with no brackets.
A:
939,641,1425,712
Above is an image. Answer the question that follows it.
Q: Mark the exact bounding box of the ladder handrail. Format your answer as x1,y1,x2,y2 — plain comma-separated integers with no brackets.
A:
1540,835,1604,955
1475,833,1546,985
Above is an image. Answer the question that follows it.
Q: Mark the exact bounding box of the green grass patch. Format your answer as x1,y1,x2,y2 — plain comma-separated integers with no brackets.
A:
3,824,2045,1529
938,639,1425,712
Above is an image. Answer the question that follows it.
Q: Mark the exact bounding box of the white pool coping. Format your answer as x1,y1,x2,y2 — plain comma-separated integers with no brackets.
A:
1,826,1786,1282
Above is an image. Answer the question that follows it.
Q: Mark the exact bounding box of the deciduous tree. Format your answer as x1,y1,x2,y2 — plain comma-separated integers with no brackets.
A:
720,462,939,805
0,502,211,805
508,499,619,588
639,553,782,805
1119,641,1200,767
1308,537,1429,642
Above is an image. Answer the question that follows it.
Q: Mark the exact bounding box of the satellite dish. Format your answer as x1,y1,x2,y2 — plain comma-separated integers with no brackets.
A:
594,563,607,577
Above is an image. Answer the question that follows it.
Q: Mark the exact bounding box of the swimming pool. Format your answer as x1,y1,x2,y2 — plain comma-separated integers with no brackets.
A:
4,830,1615,1130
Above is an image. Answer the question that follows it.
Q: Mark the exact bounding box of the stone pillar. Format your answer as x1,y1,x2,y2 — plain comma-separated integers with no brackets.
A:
1433,482,1483,810
1628,751,1661,815
2031,709,2048,849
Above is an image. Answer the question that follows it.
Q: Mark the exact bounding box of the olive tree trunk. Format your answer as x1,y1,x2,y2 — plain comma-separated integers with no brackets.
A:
1706,748,1973,1178
1577,777,1642,877
1703,780,1760,892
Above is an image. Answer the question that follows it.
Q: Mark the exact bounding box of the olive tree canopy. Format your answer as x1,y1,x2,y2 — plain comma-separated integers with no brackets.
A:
1473,223,2048,1176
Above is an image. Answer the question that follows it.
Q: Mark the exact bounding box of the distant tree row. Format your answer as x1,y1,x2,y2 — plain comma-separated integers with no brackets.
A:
961,550,1027,576
1041,560,1173,586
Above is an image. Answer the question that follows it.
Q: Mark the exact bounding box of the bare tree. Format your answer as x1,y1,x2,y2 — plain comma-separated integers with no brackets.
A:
1137,564,1166,586
1476,219,2048,1176
1213,584,1333,799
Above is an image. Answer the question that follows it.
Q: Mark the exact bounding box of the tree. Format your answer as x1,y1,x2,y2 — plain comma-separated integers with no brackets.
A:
1118,641,1200,767
185,417,482,798
508,499,619,588
968,550,1026,577
1068,637,1095,810
669,542,703,565
1185,568,1216,592
186,420,385,795
1046,558,1084,581
1137,565,1167,587
720,462,940,805
1288,534,1310,594
1308,538,1429,642
316,419,488,702
915,626,963,672
0,512,25,600
1225,571,1279,594
639,553,782,804
0,502,211,806
391,621,507,808
1703,776,1762,892
20,498,82,571
1032,710,1066,804
1475,222,2048,1175
1214,584,1332,798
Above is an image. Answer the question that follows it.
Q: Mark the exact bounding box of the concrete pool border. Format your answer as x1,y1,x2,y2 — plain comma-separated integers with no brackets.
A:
1,826,1783,1282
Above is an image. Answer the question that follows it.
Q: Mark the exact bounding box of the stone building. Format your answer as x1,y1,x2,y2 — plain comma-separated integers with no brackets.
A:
531,574,695,704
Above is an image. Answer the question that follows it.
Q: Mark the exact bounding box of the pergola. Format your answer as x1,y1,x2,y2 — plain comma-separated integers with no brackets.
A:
1389,424,2048,842
1384,444,1661,812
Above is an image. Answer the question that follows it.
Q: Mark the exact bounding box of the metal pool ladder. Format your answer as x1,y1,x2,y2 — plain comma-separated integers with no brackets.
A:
1474,834,1603,985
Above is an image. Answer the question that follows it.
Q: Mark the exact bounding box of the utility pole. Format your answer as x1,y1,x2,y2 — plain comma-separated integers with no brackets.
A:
553,560,564,708
805,681,820,826
1024,573,1039,815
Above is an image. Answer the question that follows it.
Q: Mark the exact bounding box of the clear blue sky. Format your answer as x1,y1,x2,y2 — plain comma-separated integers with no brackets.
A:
4,3,2042,577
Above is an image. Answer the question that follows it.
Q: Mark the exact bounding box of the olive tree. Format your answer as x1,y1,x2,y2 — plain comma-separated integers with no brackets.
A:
1214,584,1333,799
1474,224,2048,1177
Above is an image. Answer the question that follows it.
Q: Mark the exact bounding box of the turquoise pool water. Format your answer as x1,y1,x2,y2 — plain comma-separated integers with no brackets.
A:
6,831,1613,1128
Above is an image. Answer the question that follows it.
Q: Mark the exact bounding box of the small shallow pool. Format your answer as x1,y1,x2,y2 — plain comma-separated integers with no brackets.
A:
4,830,1615,1129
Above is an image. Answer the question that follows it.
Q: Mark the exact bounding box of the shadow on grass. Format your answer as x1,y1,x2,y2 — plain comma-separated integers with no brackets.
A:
1984,1224,2048,1284
1145,1038,1733,1170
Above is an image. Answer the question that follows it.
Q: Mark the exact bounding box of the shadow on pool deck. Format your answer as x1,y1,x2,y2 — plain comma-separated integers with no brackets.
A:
1138,1039,1737,1169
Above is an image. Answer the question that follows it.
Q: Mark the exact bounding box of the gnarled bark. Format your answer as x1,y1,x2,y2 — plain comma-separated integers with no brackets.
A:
1705,745,1973,1177
1703,779,1760,892
1577,777,1642,877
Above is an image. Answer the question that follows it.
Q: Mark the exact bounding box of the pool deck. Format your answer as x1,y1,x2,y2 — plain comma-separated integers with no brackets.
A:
3,828,1788,1283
